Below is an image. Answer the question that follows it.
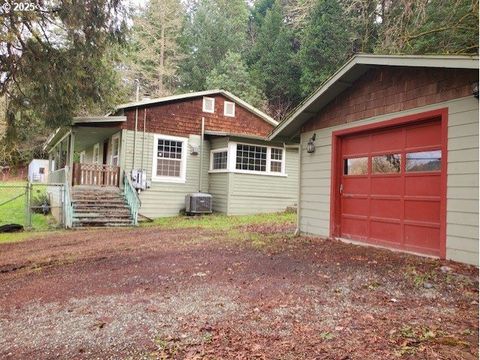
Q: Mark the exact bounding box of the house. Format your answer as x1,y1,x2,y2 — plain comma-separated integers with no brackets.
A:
28,159,50,183
44,90,299,227
270,55,479,265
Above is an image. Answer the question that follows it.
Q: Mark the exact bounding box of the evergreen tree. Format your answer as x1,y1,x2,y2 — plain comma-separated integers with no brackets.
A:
179,0,249,91
250,0,301,119
126,0,185,97
297,0,352,97
206,52,266,108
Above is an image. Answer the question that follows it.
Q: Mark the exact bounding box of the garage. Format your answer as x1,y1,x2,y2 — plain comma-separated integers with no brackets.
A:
269,54,479,265
331,112,447,257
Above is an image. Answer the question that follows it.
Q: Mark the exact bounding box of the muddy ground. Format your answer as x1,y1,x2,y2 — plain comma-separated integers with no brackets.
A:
0,223,478,359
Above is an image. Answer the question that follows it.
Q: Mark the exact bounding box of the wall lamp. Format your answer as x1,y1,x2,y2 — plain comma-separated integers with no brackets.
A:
472,81,479,99
307,133,316,153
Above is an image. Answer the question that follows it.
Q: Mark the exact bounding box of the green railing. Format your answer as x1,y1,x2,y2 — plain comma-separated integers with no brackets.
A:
63,166,73,228
123,172,141,226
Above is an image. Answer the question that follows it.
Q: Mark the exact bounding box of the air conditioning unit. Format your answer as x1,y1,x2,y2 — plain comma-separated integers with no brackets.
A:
131,169,147,190
185,193,212,215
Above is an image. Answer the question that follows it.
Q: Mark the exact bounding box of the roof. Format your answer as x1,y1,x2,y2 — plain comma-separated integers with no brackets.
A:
269,54,479,139
114,89,278,126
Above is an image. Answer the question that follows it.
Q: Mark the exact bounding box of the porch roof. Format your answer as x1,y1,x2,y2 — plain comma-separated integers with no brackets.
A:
44,116,126,152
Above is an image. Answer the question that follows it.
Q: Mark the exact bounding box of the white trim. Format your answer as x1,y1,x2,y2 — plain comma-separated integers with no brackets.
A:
92,143,100,164
73,116,126,124
224,101,235,117
230,142,286,176
202,97,215,113
79,151,86,163
151,133,188,183
209,148,229,172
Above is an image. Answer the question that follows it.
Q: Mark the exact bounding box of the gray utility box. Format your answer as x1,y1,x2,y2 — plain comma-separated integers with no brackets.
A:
185,192,213,214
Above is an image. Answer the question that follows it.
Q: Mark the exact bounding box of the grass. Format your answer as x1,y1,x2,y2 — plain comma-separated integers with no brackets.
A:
142,211,296,231
0,181,55,237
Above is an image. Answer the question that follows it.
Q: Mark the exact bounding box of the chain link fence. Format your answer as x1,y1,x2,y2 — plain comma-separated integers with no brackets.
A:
0,182,65,231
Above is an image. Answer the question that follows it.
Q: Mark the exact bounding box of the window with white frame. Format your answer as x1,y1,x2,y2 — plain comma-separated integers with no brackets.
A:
92,144,100,164
203,97,215,113
224,101,235,117
270,148,283,173
236,144,267,172
211,149,228,170
153,135,187,182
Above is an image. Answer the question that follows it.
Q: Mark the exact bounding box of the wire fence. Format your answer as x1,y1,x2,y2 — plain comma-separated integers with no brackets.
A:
0,182,65,230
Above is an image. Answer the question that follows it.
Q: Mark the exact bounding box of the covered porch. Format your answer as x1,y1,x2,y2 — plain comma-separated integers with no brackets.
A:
45,116,126,187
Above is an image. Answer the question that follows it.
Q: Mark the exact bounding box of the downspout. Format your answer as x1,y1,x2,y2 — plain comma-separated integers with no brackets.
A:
294,138,302,236
141,108,147,170
133,79,140,169
198,116,205,192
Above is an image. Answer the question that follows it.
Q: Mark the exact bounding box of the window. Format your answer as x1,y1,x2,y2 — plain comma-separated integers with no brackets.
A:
270,148,283,173
406,150,441,172
236,144,267,172
344,157,368,175
372,154,401,174
211,150,228,170
224,101,235,117
92,144,100,164
110,135,120,166
152,135,187,182
39,167,45,174
79,151,86,163
203,97,215,113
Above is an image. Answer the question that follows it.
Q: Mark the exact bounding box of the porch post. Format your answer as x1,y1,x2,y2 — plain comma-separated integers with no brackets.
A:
68,131,75,185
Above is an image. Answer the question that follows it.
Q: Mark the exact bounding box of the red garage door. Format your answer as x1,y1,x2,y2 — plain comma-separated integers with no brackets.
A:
335,114,446,257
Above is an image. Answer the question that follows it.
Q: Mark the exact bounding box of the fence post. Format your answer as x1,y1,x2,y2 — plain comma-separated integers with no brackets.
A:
25,182,32,229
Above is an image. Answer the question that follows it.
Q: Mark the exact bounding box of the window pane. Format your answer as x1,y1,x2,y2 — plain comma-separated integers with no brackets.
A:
271,148,283,161
344,157,368,175
372,154,401,173
157,159,181,177
271,161,282,172
158,139,182,159
236,144,267,171
212,151,227,170
406,150,441,172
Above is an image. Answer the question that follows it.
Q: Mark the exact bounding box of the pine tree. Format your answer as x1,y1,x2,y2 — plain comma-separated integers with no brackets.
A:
297,0,352,97
179,0,249,91
250,0,301,119
206,52,266,108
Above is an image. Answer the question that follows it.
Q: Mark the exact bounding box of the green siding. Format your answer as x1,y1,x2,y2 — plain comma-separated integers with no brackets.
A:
228,148,299,215
123,130,210,218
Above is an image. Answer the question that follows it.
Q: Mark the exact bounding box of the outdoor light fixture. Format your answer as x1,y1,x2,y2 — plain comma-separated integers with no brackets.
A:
307,133,316,153
472,81,479,99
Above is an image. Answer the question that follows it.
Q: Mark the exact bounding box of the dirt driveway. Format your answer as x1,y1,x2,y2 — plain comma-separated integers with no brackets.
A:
0,220,478,359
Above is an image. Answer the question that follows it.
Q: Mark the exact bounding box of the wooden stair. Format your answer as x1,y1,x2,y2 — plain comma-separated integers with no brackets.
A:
71,188,133,227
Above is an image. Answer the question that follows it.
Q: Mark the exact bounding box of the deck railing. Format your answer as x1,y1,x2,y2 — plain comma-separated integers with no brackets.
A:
123,172,141,226
48,168,66,184
73,163,120,187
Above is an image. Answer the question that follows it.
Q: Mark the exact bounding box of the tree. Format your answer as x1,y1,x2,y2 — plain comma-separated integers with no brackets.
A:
250,0,301,119
0,0,127,128
179,0,249,91
297,0,352,96
377,0,479,54
206,51,266,108
126,0,185,97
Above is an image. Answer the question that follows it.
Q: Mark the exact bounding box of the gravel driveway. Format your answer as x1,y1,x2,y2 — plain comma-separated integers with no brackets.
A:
0,222,478,359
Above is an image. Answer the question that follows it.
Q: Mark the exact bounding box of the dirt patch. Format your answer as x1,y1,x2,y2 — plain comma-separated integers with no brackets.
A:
0,226,477,359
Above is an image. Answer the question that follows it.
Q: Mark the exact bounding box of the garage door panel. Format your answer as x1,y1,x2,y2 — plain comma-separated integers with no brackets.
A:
405,175,441,196
338,116,444,257
343,177,369,194
405,121,442,149
341,217,368,239
370,198,402,219
370,220,402,243
404,200,440,223
371,177,402,195
404,224,440,252
371,128,404,152
342,197,368,216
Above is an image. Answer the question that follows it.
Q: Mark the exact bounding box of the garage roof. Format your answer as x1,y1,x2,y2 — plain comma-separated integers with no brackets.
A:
269,54,479,140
